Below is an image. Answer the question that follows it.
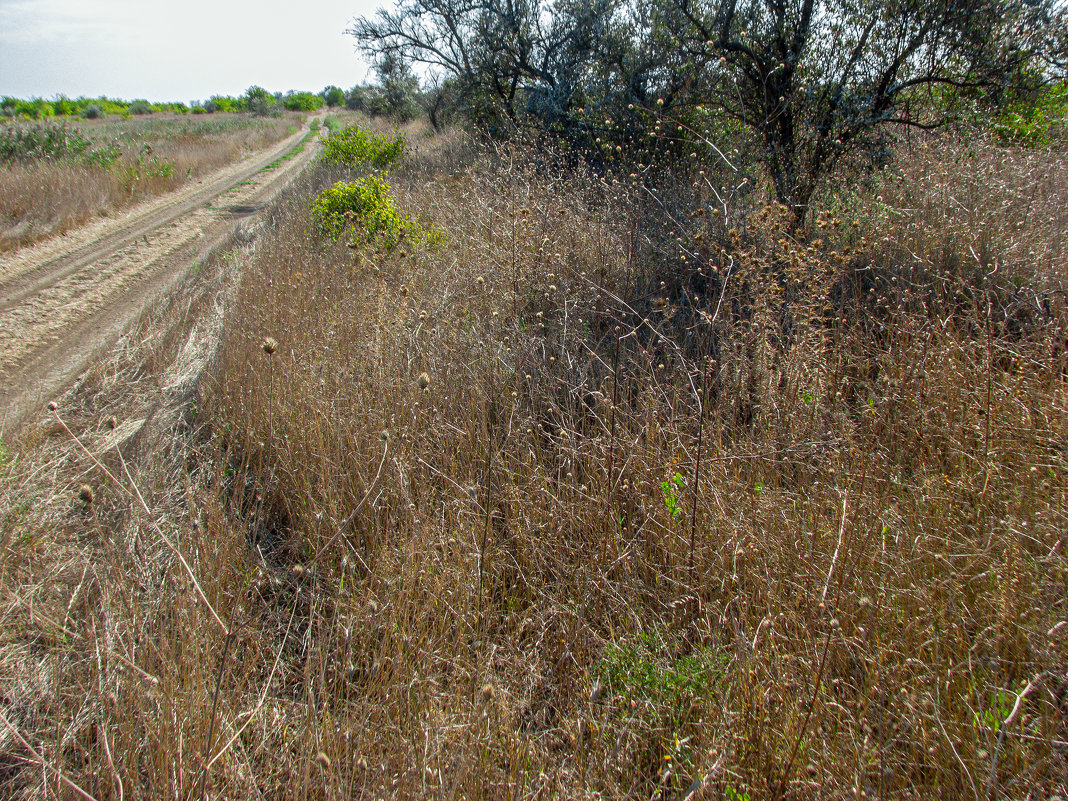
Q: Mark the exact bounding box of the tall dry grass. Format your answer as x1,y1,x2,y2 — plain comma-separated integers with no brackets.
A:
0,113,301,251
0,126,1065,800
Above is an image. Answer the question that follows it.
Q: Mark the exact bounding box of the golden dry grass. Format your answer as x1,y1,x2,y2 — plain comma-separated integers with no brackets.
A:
0,113,301,251
0,126,1065,800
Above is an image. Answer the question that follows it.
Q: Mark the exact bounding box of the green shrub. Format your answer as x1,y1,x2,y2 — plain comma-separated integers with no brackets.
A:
128,100,153,115
311,176,404,246
0,123,94,163
83,104,105,119
283,91,324,112
994,83,1068,145
322,86,346,107
248,97,281,117
599,632,726,715
311,176,440,251
207,95,236,113
319,125,404,169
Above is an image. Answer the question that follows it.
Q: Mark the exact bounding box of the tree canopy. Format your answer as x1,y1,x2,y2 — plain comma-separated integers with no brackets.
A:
351,0,1066,222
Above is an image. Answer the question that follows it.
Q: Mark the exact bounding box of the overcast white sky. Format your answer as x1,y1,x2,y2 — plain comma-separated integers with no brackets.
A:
0,0,384,102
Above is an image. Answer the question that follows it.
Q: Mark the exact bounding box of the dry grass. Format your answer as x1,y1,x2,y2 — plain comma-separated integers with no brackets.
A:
0,113,301,251
0,126,1066,800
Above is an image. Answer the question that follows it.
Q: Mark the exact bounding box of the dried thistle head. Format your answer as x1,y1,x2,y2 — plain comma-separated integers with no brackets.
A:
78,484,94,505
262,337,278,355
417,372,431,390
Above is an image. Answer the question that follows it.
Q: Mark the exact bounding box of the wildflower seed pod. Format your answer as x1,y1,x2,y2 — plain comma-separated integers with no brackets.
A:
262,337,278,355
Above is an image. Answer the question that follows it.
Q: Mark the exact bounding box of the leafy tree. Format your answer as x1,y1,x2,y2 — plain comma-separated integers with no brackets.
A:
649,0,1066,221
322,85,347,107
245,85,280,116
351,0,1066,224
419,74,461,131
346,84,383,112
284,91,325,111
348,0,614,129
53,96,75,116
246,85,273,101
374,53,422,121
207,95,237,113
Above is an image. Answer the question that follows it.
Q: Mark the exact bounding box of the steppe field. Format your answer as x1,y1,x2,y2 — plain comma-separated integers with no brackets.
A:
0,106,1066,800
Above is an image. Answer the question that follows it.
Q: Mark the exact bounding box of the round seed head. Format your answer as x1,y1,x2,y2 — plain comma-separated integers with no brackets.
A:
416,372,430,390
47,401,58,412
78,484,94,505
262,337,278,355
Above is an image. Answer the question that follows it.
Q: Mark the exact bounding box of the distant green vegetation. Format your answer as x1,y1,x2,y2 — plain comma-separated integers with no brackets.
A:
0,123,119,166
1,95,190,120
0,115,295,168
321,86,346,107
1,83,343,122
283,92,325,112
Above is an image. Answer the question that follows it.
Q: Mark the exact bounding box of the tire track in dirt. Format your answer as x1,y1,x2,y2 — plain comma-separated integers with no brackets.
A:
0,116,322,433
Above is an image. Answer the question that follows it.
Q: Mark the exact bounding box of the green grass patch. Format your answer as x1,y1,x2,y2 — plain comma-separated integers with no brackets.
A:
598,631,727,714
260,131,314,172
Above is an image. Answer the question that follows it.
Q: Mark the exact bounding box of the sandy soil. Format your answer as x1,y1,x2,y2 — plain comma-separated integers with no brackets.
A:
0,116,321,434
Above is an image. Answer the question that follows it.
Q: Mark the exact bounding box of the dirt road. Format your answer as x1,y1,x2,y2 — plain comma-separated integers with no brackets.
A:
0,116,320,434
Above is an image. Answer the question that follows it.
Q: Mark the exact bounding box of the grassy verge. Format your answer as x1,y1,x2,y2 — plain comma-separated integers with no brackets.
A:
1,126,1065,799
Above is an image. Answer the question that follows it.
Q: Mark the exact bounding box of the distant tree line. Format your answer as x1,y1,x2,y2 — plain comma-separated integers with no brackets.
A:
1,86,343,122
349,0,1068,223
1,96,192,120
0,79,433,128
